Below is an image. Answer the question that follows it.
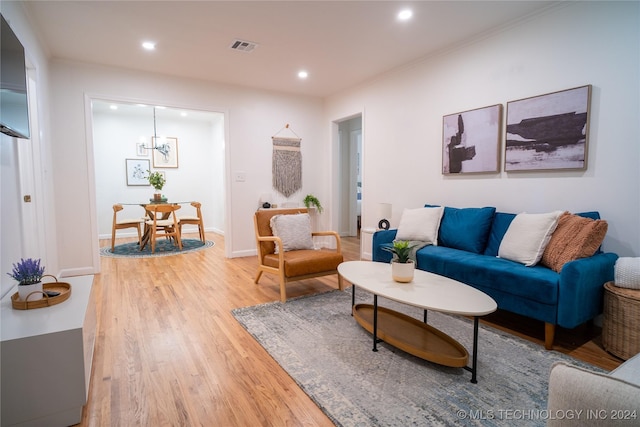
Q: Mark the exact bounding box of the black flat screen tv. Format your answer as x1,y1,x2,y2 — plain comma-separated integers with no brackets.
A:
1,13,30,139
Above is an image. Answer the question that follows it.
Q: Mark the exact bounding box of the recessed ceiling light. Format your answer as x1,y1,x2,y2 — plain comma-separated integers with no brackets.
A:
180,112,188,117
109,105,118,110
142,41,156,50
298,70,309,79
398,9,413,21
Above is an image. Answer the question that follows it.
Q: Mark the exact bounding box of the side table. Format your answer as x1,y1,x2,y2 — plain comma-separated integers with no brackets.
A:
602,281,640,360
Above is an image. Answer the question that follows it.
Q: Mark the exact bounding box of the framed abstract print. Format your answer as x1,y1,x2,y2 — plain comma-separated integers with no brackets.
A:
505,85,591,172
442,104,502,174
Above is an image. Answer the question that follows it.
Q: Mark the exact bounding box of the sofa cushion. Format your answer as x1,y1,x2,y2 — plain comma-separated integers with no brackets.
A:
416,245,559,305
436,206,496,254
396,206,444,244
270,213,314,253
498,211,563,266
541,212,608,273
483,212,517,257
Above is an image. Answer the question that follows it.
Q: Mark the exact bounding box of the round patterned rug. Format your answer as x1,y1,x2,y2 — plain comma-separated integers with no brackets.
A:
100,239,214,258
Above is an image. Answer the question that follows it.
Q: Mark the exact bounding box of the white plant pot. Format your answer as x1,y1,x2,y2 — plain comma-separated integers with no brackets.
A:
392,260,415,283
18,282,43,301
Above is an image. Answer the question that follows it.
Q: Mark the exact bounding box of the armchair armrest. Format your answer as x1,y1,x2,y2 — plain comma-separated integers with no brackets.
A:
256,234,285,258
312,231,342,253
557,252,618,328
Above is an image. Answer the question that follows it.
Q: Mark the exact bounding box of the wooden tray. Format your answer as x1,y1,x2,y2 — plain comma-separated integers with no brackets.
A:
11,278,72,310
353,303,469,368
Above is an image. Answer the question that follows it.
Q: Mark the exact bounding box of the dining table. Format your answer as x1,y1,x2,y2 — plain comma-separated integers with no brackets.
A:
118,201,190,250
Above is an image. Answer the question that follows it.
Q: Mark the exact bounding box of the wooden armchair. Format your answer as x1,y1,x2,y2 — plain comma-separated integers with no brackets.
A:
254,208,344,302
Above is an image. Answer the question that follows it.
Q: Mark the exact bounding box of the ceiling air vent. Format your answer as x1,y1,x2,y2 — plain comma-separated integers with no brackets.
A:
229,39,258,53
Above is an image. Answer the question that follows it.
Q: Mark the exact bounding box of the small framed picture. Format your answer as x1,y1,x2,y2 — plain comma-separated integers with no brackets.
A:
136,142,148,157
126,158,150,186
152,137,179,168
442,104,502,174
505,85,591,172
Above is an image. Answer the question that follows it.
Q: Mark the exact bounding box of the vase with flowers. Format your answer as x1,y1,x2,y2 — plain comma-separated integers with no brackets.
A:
7,258,46,301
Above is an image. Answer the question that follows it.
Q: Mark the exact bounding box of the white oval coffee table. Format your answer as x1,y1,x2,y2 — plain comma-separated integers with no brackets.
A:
338,260,497,383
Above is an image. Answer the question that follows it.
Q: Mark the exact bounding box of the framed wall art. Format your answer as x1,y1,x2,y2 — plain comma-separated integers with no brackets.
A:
126,158,150,186
442,104,502,174
136,142,148,157
505,85,591,172
152,136,179,168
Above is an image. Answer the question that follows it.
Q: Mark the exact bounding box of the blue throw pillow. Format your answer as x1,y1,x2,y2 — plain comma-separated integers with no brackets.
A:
484,212,517,257
431,206,496,254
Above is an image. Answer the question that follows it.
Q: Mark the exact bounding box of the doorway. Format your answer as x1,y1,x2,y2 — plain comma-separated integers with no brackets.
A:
88,99,226,247
337,115,362,238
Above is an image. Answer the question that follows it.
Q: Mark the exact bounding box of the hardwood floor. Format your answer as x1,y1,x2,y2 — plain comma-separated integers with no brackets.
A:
83,233,622,426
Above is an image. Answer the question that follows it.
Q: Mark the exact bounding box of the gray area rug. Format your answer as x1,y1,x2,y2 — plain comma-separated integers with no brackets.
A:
232,287,603,426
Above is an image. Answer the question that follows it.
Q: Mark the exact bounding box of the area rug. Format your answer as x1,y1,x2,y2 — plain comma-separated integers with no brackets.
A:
100,239,214,258
232,288,603,427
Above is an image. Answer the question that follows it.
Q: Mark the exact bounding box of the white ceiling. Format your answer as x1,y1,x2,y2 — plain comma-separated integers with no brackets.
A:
22,1,557,98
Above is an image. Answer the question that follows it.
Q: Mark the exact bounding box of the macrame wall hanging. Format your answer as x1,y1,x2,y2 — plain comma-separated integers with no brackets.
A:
272,124,302,197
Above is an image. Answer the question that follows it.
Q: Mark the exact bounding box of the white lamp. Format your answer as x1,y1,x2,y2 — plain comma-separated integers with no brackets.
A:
378,203,392,230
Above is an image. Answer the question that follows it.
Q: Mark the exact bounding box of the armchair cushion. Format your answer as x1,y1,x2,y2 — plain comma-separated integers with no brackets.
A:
270,213,314,253
263,249,343,277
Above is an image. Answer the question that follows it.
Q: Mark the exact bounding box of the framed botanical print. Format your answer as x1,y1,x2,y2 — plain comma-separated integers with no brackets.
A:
442,104,502,174
505,85,591,172
152,137,179,168
126,158,150,186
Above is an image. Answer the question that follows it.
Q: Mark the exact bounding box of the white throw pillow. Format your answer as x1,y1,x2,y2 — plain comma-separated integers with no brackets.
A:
395,207,445,244
270,213,314,253
498,211,563,266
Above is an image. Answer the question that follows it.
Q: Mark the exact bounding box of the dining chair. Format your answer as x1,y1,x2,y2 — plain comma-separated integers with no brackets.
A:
111,204,144,251
178,201,205,242
142,204,182,253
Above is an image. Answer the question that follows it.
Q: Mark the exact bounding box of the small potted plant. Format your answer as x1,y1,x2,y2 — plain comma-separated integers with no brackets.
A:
303,194,323,213
147,171,166,201
382,240,417,283
7,258,46,301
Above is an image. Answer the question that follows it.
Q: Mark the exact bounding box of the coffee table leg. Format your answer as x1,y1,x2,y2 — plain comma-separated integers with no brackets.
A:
351,285,355,316
470,316,479,383
372,294,378,352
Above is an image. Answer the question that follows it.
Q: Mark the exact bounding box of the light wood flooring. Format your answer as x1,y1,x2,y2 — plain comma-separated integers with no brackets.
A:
84,233,622,426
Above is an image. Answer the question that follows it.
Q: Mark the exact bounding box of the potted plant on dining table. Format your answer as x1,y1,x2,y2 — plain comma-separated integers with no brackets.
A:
147,171,166,202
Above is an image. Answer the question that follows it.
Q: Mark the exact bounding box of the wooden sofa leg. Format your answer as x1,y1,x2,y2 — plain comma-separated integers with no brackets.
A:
545,323,555,350
338,274,344,291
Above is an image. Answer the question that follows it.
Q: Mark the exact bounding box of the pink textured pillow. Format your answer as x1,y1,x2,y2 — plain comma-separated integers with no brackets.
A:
541,212,608,273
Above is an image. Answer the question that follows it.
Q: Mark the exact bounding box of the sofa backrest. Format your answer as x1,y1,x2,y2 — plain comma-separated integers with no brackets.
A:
423,204,603,257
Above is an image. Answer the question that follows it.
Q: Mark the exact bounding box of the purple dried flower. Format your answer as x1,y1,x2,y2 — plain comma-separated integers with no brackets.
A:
7,258,45,285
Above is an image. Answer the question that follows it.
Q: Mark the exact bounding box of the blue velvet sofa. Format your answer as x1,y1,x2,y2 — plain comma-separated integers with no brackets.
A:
372,206,618,349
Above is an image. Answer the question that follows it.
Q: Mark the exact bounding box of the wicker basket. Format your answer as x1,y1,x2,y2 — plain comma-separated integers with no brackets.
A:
602,281,640,360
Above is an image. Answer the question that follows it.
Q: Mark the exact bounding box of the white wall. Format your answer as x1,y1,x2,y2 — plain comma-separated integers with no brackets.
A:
92,105,225,238
1,2,57,299
326,1,640,257
48,60,327,274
